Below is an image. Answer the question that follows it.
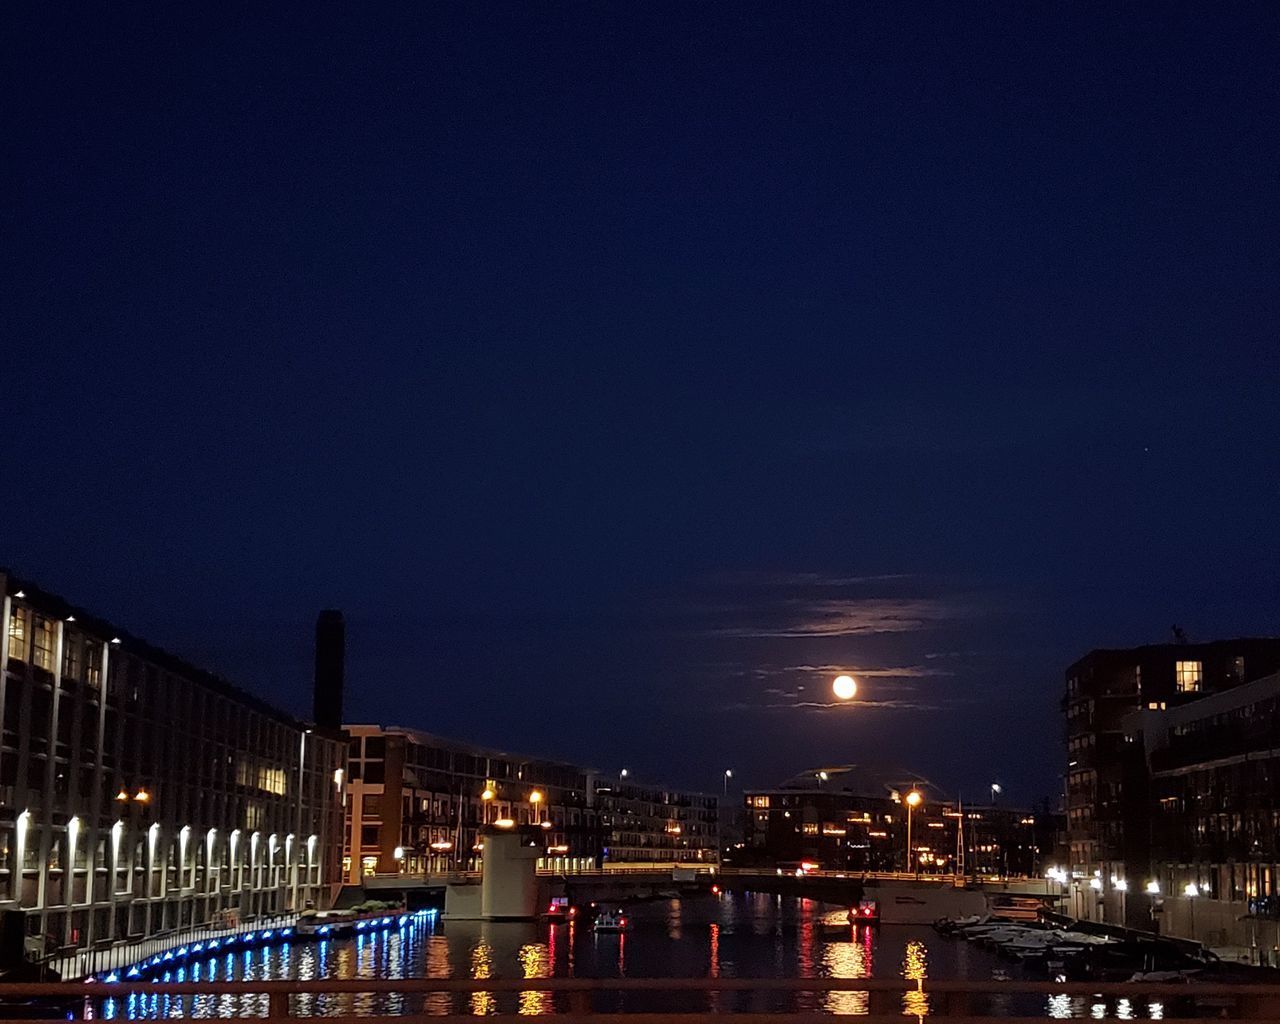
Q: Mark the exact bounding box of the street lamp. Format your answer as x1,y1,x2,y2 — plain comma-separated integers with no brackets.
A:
529,790,544,825
620,768,629,779
904,790,923,876
990,782,1001,804
1114,876,1128,925
723,769,733,796
481,786,495,826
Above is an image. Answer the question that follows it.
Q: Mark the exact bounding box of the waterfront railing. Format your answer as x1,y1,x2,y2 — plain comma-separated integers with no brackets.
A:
6,976,1280,1021
45,912,299,982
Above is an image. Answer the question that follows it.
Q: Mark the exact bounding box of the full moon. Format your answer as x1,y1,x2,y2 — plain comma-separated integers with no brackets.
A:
832,674,858,700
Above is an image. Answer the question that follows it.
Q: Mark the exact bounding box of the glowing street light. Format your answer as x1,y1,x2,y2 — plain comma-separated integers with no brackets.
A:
723,769,733,796
1185,881,1200,937
481,786,495,826
904,789,923,876
832,675,858,701
529,790,544,824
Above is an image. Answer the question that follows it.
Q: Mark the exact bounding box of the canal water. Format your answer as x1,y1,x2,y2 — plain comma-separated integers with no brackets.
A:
102,894,1172,1020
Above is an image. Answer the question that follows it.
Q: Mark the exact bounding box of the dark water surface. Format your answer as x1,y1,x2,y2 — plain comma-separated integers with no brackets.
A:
101,894,1173,1019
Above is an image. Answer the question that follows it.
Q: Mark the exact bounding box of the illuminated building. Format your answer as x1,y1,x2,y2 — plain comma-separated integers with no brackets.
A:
590,776,719,866
1063,638,1280,927
0,572,344,970
740,766,1043,876
1117,670,1280,948
342,725,719,878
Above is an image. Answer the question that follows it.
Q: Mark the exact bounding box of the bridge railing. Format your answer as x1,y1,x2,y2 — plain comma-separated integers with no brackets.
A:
7,975,1280,1021
43,912,299,983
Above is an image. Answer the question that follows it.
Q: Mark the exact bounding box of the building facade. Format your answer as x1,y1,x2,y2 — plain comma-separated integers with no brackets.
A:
342,725,719,880
591,776,719,866
739,766,1042,877
343,725,600,879
1110,671,1280,953
1062,638,1280,930
0,572,344,969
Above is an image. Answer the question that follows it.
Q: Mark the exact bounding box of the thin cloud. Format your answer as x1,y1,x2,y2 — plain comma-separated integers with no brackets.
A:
751,663,954,679
724,698,949,712
714,598,955,638
705,570,916,588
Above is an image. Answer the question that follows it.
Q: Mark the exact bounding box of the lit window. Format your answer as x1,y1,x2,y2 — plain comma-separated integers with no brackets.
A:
751,796,769,808
7,607,28,662
1175,660,1203,693
84,640,102,688
256,766,286,795
802,822,818,835
31,616,55,671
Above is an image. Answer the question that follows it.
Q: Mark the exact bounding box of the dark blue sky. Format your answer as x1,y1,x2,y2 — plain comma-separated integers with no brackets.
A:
4,4,1278,803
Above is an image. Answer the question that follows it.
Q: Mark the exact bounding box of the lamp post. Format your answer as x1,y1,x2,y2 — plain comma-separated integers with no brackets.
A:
723,769,733,797
1184,881,1200,941
529,790,544,826
294,728,310,911
990,782,1001,805
481,786,495,826
905,790,923,876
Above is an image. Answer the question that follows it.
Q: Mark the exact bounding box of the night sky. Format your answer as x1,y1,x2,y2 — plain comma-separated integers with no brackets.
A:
5,5,1279,804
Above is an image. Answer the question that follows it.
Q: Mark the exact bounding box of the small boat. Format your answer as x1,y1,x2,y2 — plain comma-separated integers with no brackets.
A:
297,910,357,937
1127,969,1197,983
593,909,629,933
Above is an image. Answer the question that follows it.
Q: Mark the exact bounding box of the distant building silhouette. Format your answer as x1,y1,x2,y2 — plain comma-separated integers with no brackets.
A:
313,610,344,731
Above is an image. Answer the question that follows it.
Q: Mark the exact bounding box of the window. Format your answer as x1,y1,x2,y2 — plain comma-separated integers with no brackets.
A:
1176,660,1203,693
62,636,80,680
31,617,55,671
256,766,286,795
7,607,28,662
84,640,102,688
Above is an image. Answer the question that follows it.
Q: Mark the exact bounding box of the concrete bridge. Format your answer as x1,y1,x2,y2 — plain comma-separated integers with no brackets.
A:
355,856,1057,924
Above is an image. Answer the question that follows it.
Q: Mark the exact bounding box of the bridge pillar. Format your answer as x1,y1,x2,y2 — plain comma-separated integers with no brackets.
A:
479,827,541,920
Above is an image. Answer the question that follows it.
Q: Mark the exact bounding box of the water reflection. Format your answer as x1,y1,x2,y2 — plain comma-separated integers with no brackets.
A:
104,894,1063,1020
517,942,552,1015
822,925,871,1015
469,936,495,1016
901,939,928,1020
